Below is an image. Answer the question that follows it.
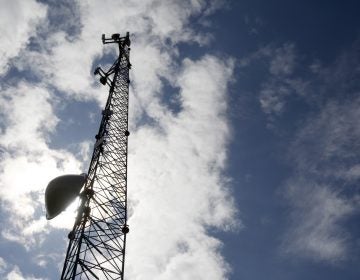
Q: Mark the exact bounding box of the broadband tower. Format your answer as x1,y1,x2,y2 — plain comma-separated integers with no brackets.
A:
45,32,131,280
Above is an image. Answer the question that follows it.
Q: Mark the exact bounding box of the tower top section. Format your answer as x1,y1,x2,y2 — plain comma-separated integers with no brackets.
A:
94,32,131,86
102,32,130,50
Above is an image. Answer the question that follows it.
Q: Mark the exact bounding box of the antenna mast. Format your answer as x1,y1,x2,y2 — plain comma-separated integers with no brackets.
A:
61,32,131,280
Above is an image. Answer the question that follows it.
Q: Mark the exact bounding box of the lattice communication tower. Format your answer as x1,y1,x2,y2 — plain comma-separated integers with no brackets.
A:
61,32,131,280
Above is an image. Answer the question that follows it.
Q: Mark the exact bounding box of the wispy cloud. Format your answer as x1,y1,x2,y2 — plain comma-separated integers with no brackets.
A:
239,43,309,119
282,43,360,263
282,180,356,263
240,39,360,263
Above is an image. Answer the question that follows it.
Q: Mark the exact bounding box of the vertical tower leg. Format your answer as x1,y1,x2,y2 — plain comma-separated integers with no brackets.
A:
61,33,131,280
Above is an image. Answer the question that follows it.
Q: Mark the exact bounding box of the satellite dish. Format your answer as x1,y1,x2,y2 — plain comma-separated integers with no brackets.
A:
45,174,87,220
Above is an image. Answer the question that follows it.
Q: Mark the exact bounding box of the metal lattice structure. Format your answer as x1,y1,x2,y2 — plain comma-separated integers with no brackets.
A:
61,33,131,280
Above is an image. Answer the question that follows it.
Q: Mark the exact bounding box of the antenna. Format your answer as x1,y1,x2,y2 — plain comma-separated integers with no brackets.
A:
46,32,132,280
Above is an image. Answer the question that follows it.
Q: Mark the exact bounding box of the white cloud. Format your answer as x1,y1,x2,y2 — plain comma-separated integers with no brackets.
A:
126,55,238,279
0,0,47,76
0,256,7,273
0,83,83,248
282,182,355,263
279,48,360,263
5,266,44,280
291,97,360,174
0,83,58,151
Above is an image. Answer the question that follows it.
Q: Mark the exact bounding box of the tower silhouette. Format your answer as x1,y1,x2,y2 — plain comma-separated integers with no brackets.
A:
60,32,131,280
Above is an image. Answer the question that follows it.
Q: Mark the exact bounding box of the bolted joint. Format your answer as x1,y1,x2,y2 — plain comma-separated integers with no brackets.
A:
112,33,120,40
83,188,94,198
68,231,75,240
122,225,129,234
100,76,107,85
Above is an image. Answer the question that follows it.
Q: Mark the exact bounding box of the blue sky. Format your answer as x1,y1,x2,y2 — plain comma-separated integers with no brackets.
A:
0,1,359,279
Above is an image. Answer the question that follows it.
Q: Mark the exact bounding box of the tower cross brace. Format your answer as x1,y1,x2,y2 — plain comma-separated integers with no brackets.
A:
61,32,131,280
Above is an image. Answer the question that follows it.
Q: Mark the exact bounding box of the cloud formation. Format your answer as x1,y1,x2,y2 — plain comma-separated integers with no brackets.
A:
240,43,308,119
275,43,360,263
0,0,47,76
282,181,355,262
0,83,83,248
240,40,360,264
127,55,237,279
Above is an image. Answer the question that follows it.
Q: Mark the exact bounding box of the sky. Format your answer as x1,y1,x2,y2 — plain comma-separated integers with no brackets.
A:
0,0,359,279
